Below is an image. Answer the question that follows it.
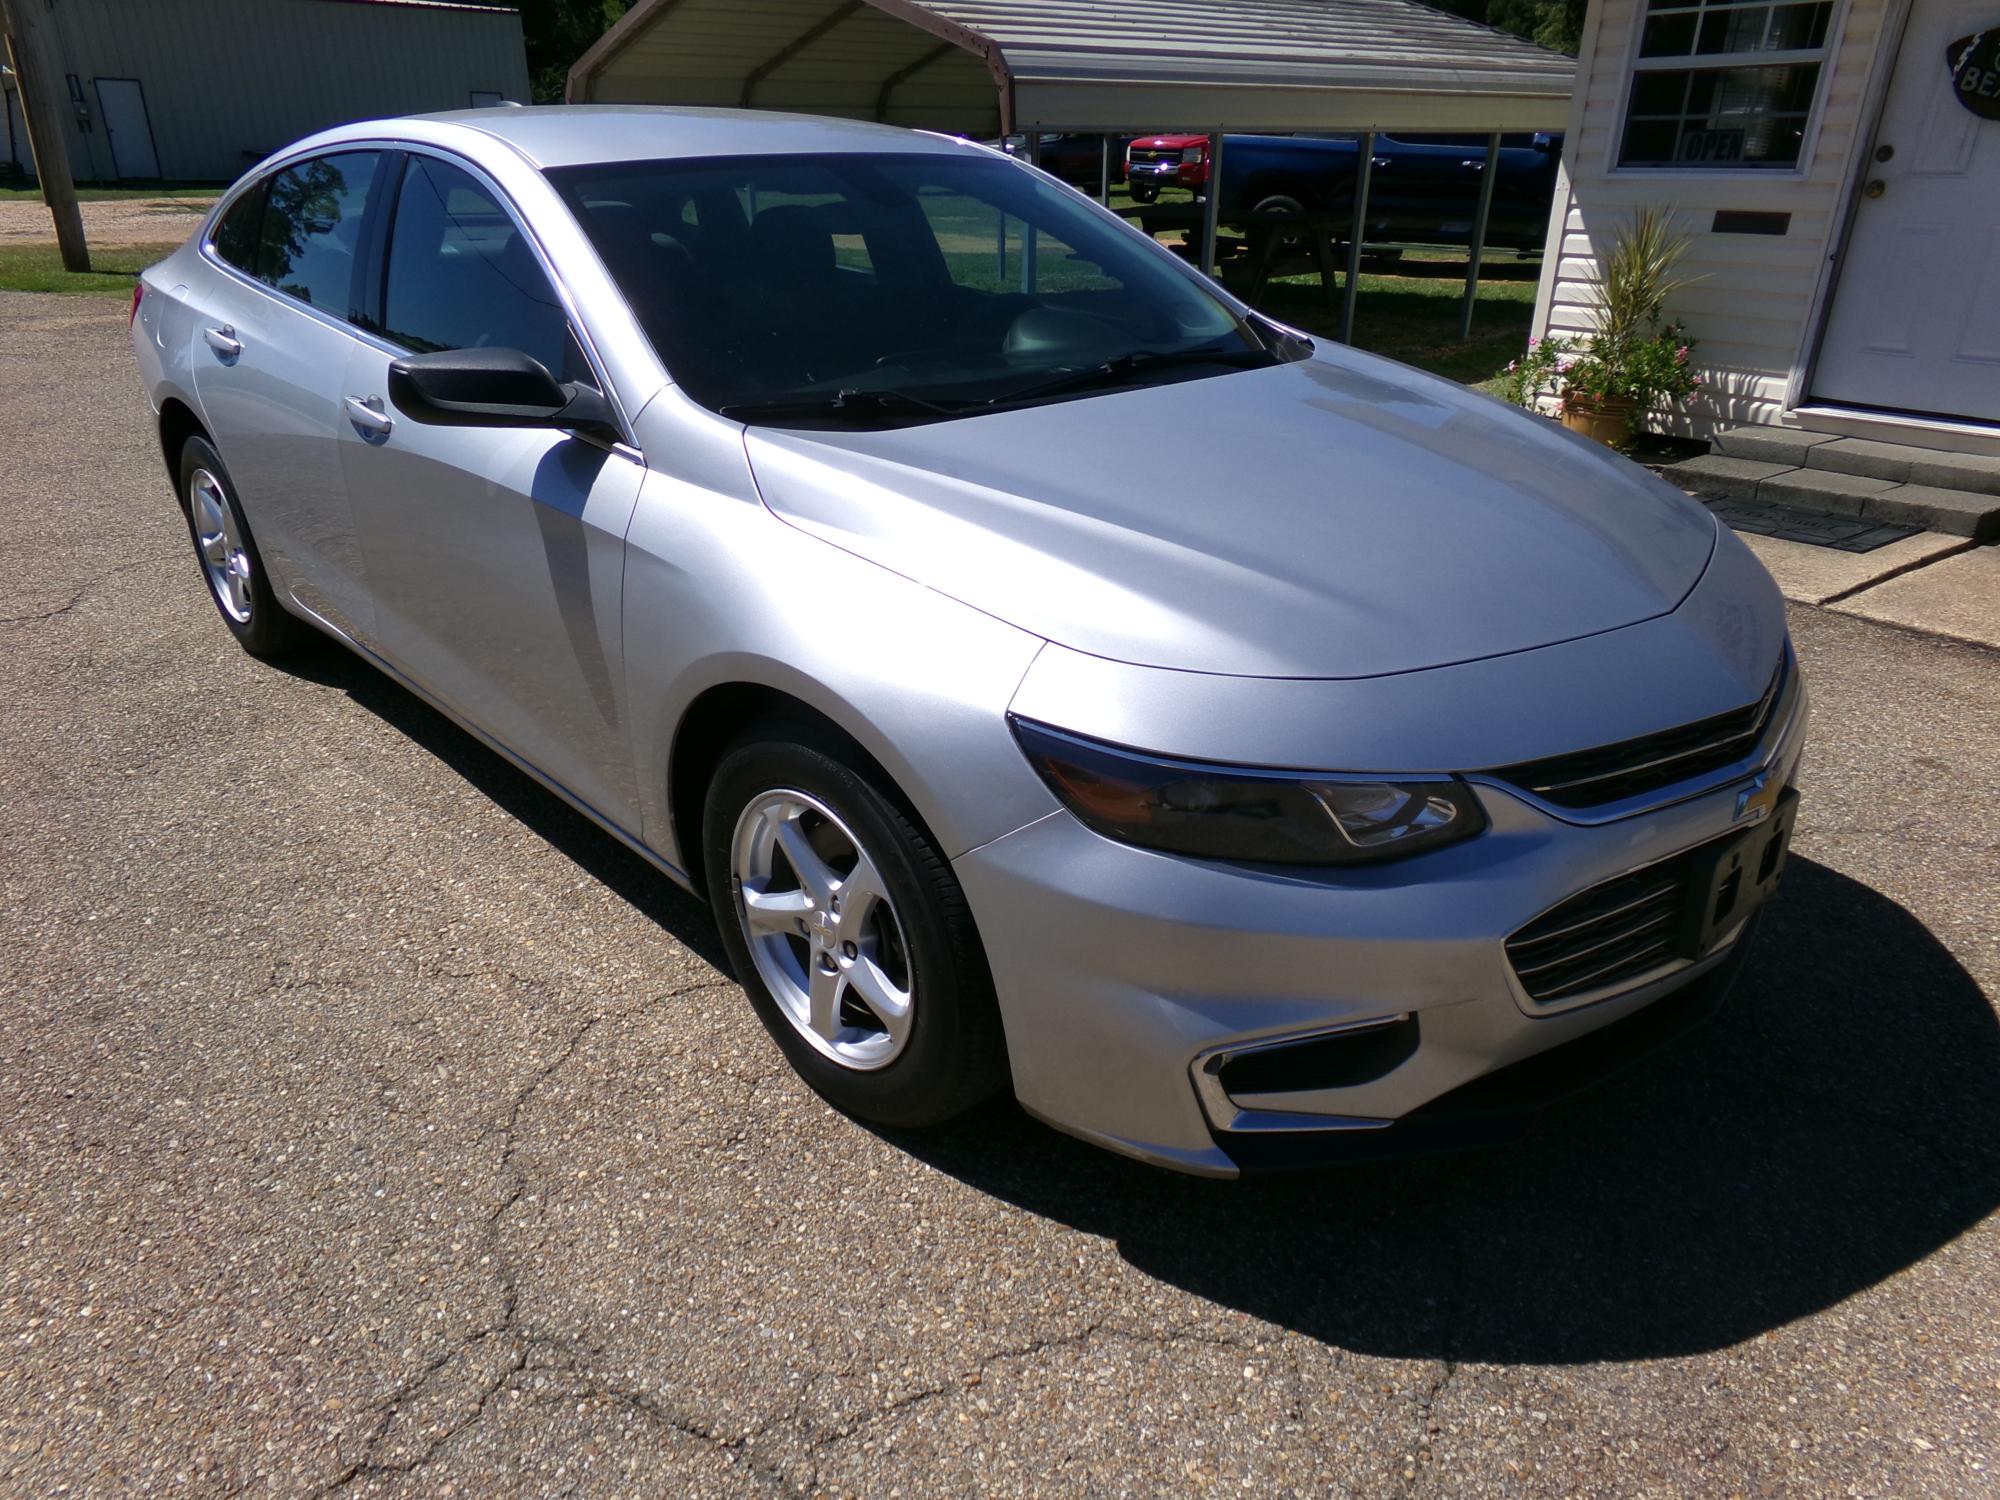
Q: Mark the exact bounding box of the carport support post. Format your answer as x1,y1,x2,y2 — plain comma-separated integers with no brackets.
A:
1099,134,1111,206
1459,133,1502,343
0,0,88,273
1340,132,1376,344
1021,134,1040,291
1200,132,1223,277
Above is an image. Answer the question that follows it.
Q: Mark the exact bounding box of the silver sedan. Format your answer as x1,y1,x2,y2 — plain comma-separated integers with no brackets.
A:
130,106,1805,1176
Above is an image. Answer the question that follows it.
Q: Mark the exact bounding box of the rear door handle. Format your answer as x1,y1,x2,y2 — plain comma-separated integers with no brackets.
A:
343,394,393,437
203,325,242,359
1461,159,1488,169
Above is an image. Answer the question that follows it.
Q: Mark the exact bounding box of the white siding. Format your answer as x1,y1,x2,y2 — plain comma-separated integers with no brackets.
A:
30,0,528,183
1530,0,1894,435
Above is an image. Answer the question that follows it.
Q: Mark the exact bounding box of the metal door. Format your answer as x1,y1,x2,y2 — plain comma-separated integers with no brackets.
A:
92,78,159,180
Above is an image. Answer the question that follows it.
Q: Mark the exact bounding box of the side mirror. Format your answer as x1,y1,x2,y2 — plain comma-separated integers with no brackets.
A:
1532,132,1557,154
387,346,619,441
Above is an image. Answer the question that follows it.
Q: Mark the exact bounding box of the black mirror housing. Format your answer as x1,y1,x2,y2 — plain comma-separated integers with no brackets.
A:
388,347,619,440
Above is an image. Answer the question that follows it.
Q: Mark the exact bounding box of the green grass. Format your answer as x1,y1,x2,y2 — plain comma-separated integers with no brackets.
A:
0,241,178,296
1241,250,1539,390
0,182,221,202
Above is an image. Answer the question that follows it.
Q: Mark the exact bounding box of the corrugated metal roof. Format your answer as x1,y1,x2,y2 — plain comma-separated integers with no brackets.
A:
571,0,1573,133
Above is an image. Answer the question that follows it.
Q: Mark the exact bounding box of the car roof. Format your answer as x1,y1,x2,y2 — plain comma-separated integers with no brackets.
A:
397,104,983,170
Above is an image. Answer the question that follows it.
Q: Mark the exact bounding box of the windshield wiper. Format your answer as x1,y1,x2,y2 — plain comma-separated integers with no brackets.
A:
987,344,1281,410
718,388,970,423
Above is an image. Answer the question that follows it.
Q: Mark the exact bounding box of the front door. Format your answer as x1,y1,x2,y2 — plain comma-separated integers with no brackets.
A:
1815,0,2000,420
341,151,645,830
93,79,159,180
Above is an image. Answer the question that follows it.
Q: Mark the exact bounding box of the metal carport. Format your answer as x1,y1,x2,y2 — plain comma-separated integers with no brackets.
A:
568,0,1574,338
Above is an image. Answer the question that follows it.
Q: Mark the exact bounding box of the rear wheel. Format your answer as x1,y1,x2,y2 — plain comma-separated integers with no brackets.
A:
703,725,1008,1128
177,437,310,658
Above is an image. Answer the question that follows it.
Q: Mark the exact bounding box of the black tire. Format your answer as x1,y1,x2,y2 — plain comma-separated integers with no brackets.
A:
1130,182,1158,204
1251,194,1308,250
702,722,1009,1128
176,436,312,658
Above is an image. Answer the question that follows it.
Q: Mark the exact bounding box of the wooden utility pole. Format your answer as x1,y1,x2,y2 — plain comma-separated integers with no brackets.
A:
0,0,88,272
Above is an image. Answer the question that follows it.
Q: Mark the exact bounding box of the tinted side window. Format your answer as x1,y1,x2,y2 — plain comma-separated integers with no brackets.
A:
254,151,380,316
212,180,266,273
381,155,575,378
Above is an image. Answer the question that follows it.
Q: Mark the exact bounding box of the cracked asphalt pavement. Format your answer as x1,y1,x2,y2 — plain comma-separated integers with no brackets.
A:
2,290,1997,1497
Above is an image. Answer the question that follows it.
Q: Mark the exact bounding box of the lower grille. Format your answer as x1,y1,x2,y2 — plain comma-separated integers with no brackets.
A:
1506,849,1703,1004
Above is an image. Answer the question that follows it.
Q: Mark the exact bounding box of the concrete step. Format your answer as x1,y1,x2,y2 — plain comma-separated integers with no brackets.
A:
1714,424,2000,496
1663,452,2000,541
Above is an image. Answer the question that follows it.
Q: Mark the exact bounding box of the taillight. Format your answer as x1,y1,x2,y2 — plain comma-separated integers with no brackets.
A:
129,281,144,328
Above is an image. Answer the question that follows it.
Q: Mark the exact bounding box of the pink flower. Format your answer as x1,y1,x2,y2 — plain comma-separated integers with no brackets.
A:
1528,337,1541,349
1506,360,1519,372
1675,345,1691,364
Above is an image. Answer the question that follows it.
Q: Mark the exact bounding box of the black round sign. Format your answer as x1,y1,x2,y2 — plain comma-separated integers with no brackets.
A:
1948,30,2000,119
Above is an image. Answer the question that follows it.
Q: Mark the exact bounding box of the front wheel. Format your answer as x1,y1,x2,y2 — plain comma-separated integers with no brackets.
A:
1130,182,1158,204
702,726,1009,1128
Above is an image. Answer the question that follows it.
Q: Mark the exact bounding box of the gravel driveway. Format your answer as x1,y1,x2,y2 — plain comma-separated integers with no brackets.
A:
2,290,1996,1497
0,196,212,247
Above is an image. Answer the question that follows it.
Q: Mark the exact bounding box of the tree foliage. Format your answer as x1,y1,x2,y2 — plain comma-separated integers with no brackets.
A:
464,0,632,102
1429,0,1586,56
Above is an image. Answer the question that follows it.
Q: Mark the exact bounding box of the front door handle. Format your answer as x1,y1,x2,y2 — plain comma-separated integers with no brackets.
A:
343,394,394,437
203,325,242,359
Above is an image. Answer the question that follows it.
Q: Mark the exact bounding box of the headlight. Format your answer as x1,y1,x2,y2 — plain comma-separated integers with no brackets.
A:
1181,147,1205,164
1010,718,1487,867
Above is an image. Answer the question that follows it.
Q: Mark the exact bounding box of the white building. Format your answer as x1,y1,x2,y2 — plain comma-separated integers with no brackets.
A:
4,0,528,184
1535,0,2000,463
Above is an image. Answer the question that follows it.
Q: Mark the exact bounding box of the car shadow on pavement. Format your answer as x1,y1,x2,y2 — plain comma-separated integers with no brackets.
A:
258,646,1997,1362
896,856,2000,1364
272,641,734,973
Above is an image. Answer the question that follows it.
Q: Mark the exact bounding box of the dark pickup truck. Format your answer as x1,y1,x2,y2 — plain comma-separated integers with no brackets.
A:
1125,132,1563,251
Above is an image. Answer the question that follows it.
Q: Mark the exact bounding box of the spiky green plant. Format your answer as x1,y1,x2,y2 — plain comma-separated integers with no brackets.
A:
1593,206,1701,344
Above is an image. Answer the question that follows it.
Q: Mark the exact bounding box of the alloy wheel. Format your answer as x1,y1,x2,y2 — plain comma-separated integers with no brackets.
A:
730,788,915,1071
189,468,252,624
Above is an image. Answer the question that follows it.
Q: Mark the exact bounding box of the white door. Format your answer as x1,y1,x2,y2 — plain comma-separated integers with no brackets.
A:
93,78,159,180
1815,0,2000,421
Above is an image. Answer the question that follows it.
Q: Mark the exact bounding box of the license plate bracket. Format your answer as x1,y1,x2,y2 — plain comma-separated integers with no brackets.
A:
1683,787,1798,956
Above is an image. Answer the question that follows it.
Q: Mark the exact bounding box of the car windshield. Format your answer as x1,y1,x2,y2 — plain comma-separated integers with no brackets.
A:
546,151,1288,424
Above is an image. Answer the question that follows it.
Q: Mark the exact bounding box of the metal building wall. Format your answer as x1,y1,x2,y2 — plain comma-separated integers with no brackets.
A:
27,0,528,183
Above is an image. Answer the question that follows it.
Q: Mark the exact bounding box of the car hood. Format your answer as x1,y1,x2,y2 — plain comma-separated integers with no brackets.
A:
744,350,1718,679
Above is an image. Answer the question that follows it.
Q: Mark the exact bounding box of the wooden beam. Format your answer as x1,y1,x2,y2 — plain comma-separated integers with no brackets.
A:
0,0,87,272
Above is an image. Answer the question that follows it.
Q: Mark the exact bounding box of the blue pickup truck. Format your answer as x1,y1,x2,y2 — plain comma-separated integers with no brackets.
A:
1125,131,1563,251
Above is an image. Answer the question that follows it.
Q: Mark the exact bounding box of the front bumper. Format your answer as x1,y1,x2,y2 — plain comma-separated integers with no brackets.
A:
952,688,1806,1177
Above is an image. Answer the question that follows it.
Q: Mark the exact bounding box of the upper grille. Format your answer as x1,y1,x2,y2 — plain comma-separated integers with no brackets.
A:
1128,148,1178,165
1488,657,1790,810
1505,850,1698,1004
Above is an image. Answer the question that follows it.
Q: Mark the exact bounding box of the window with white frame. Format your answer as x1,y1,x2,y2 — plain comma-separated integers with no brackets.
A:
1619,0,1835,169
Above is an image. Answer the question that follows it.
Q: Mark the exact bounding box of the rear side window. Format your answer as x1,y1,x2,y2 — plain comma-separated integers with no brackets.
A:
381,155,577,379
211,181,266,273
253,151,381,316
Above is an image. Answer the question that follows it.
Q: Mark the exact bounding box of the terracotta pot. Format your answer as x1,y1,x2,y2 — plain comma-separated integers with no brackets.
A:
1560,395,1641,447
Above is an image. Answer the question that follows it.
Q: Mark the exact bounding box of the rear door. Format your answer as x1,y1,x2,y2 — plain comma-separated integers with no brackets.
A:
339,151,645,829
188,150,388,639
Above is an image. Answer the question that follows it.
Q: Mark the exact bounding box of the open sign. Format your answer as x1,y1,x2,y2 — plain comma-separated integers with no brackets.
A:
1948,29,2000,119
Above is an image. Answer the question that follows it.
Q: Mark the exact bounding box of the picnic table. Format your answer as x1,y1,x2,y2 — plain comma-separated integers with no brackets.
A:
1113,200,1348,310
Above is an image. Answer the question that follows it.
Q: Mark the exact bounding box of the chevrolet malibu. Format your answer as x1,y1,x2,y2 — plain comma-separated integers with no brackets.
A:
130,107,1805,1176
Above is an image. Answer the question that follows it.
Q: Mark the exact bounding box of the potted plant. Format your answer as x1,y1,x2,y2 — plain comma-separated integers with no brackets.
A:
1501,208,1705,447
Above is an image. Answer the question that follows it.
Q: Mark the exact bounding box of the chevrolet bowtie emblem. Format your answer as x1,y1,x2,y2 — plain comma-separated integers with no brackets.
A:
1735,769,1779,825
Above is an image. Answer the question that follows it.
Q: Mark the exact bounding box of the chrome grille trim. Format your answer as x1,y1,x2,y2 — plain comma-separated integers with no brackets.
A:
1504,858,1704,1005
1488,655,1791,812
